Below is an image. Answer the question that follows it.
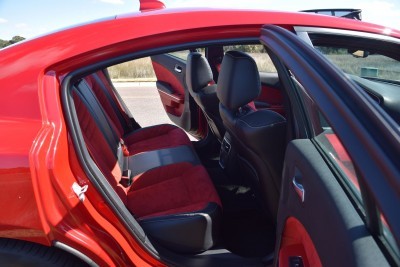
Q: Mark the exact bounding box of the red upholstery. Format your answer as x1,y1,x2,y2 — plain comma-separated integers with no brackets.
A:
279,217,322,267
73,72,222,253
74,90,221,218
84,73,125,136
127,162,221,220
124,124,191,155
85,72,192,156
73,92,128,202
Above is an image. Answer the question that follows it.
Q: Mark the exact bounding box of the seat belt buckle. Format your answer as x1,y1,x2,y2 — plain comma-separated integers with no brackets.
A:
120,169,132,187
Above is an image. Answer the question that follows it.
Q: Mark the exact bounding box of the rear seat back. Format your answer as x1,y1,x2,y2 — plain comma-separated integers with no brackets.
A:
84,70,138,136
72,87,128,203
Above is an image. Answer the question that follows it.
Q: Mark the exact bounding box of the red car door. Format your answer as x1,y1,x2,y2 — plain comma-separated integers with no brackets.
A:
151,53,206,138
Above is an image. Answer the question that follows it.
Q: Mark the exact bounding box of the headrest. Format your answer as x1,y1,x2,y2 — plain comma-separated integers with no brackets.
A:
217,51,260,110
186,52,214,93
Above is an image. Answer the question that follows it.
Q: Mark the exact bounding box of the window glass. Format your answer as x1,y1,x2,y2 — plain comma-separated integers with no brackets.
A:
291,76,362,200
309,34,400,125
224,44,277,72
168,50,191,60
379,211,400,259
314,115,362,201
168,49,205,61
315,46,400,82
107,57,155,81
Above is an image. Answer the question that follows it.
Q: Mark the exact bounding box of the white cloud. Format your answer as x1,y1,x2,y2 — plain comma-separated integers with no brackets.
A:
0,18,8,23
359,1,400,29
15,23,28,28
99,0,124,4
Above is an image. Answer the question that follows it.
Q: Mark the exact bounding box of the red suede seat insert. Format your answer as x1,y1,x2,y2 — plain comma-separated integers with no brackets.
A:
124,124,192,155
127,162,221,220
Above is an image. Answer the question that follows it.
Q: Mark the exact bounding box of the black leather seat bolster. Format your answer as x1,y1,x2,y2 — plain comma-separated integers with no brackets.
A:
139,203,222,253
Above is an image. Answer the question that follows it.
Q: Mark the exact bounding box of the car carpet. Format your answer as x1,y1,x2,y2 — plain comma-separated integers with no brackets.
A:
206,166,276,258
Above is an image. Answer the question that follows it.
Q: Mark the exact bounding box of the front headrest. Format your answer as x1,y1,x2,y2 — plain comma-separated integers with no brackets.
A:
217,51,260,110
186,52,214,93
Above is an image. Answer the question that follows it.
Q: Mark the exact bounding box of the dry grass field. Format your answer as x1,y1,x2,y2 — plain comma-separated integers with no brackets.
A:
108,53,399,81
108,57,156,80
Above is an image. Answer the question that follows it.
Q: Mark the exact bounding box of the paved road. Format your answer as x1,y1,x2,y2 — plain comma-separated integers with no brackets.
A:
114,82,174,128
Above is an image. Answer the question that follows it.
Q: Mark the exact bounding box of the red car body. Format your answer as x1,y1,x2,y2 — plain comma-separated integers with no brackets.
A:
0,7,399,266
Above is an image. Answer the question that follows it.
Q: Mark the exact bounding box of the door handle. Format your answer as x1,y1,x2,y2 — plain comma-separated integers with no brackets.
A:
292,176,305,203
174,65,182,73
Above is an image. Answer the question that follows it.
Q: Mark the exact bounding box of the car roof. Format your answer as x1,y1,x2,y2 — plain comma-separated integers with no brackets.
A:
1,8,399,80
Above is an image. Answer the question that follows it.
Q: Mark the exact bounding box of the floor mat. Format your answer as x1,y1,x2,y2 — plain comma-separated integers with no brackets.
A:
217,184,276,258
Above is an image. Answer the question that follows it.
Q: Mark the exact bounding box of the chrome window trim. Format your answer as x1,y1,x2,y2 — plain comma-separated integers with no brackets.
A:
294,26,400,45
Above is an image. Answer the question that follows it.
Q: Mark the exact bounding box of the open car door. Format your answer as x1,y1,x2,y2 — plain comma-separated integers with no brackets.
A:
151,53,206,138
261,25,400,267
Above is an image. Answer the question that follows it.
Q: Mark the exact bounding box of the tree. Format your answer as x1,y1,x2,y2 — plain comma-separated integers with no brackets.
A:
9,35,25,44
0,39,8,48
0,36,25,48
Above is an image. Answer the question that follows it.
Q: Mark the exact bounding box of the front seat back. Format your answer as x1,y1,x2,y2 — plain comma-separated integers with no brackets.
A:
217,50,287,218
186,52,225,141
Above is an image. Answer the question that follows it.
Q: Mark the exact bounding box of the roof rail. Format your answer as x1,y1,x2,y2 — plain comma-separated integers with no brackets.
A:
301,9,362,20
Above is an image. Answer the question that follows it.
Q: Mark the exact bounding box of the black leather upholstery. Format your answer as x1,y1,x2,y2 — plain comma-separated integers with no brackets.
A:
217,50,260,110
217,51,287,219
186,52,214,92
186,52,225,141
139,203,221,253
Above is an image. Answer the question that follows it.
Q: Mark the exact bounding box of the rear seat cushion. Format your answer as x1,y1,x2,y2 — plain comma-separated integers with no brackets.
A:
127,162,221,219
124,124,192,155
126,162,222,253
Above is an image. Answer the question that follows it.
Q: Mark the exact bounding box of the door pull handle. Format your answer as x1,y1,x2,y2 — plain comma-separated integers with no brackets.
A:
174,65,182,73
292,176,305,203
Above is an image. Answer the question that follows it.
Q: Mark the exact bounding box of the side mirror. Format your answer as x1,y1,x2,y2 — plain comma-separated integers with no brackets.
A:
349,49,369,58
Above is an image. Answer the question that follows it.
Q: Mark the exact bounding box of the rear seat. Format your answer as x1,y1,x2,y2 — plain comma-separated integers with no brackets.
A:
84,71,192,155
72,72,222,254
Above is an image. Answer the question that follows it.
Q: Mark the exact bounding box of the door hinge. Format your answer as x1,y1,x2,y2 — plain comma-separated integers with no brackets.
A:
72,182,88,202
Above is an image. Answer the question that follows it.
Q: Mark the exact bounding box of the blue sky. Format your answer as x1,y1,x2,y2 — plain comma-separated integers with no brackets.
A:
0,0,399,40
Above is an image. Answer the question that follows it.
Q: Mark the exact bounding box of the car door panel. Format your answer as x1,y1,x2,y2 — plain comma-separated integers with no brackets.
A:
260,24,399,266
151,54,202,135
151,57,186,117
276,139,387,267
156,81,184,117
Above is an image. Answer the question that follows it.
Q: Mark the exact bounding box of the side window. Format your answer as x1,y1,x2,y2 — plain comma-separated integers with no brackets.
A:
313,114,361,201
107,57,155,81
168,49,205,61
290,76,363,202
314,46,400,81
168,50,190,61
380,211,400,259
106,58,171,128
224,44,277,73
